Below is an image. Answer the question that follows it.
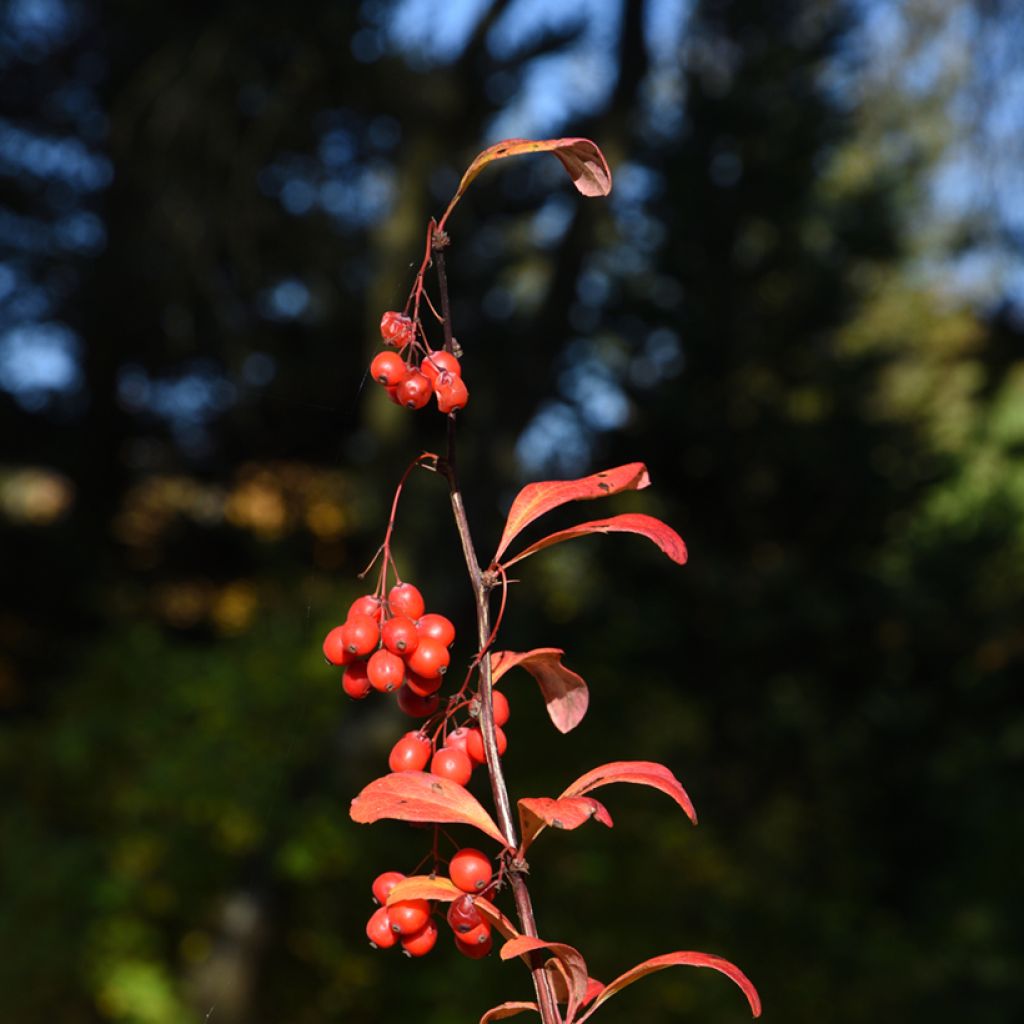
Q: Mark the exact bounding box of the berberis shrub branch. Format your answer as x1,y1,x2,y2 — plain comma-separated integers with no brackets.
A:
322,137,762,1024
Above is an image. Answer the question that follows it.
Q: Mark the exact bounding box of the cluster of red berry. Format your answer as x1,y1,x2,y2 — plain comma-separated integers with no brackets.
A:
365,848,496,958
388,688,510,786
372,311,469,413
322,582,455,718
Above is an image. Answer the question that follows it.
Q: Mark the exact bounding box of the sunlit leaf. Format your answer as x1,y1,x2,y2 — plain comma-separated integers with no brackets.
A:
480,1002,539,1023
441,137,612,228
491,648,589,733
494,463,650,562
561,761,697,825
350,771,508,846
576,951,762,1021
387,875,521,939
501,513,687,568
517,795,613,853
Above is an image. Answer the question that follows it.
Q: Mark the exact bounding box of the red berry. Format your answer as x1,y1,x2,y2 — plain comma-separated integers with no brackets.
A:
455,929,493,958
323,625,351,665
420,350,461,381
386,384,403,405
455,920,491,947
405,668,442,697
449,848,493,893
434,372,469,413
389,898,431,936
446,894,484,934
342,660,372,700
370,350,409,387
416,613,456,648
389,731,432,772
396,687,440,717
367,648,405,692
366,906,397,948
395,371,431,409
446,726,472,753
341,613,379,657
349,594,384,622
401,918,439,957
382,616,419,655
431,746,473,786
388,583,425,620
491,690,510,727
372,871,406,905
465,726,507,765
380,310,414,349
407,636,449,679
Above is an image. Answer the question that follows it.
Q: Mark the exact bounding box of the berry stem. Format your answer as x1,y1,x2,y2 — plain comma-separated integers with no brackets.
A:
432,241,561,1024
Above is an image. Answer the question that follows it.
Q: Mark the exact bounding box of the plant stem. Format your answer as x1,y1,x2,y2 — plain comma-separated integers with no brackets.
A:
433,240,561,1024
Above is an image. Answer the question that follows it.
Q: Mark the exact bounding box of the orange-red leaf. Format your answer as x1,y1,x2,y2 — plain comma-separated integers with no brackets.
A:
561,761,697,825
517,796,613,853
350,771,508,846
501,937,589,1022
387,875,520,940
490,648,589,733
576,951,762,1021
480,1002,539,1023
441,137,612,228
502,513,687,568
494,463,650,561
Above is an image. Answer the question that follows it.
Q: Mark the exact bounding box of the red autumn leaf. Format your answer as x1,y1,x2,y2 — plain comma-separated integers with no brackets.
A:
441,137,612,228
350,771,508,847
561,761,698,826
581,977,605,1008
501,513,687,569
501,937,589,1023
387,875,520,940
576,951,762,1021
491,648,589,734
479,1002,539,1023
494,463,650,562
517,795,613,853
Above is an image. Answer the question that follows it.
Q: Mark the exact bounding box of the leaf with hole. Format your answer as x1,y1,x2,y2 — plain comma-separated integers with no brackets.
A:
561,761,697,825
517,795,613,853
490,648,589,733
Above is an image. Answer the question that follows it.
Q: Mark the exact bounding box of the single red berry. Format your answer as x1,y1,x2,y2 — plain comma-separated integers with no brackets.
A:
386,384,402,405
396,687,440,717
420,350,461,381
341,613,380,657
415,613,456,648
455,929,493,958
405,668,442,697
341,661,372,700
323,625,351,665
446,894,483,934
367,648,405,692
434,372,470,414
465,725,507,765
349,594,384,622
382,615,419,655
430,746,473,786
370,350,409,387
380,310,414,349
449,848,493,893
491,690,510,727
388,731,432,772
372,870,406,905
388,583,425,620
400,918,439,957
395,371,431,409
446,726,472,753
407,636,449,679
389,898,431,936
366,906,397,948
455,920,491,947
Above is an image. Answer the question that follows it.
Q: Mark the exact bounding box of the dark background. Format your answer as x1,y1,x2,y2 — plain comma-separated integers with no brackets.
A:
2,1,1023,1021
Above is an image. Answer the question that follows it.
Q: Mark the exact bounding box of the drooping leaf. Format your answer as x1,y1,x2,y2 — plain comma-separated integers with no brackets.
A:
494,463,650,561
387,875,520,939
441,137,611,228
576,951,762,1021
501,937,589,1023
350,771,508,846
517,795,613,853
479,1002,539,1023
491,649,589,733
561,761,697,826
502,513,687,568
581,978,605,1008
